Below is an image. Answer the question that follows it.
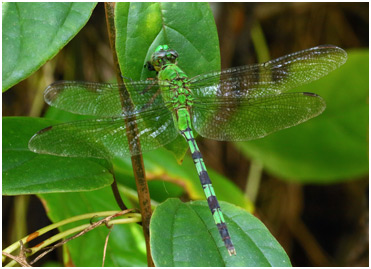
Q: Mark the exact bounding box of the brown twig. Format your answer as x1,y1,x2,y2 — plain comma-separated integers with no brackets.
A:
110,170,127,210
2,251,31,267
104,3,154,267
29,209,132,265
102,222,113,267
2,241,32,267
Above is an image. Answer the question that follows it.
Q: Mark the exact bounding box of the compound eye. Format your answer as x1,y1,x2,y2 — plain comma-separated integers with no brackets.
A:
170,50,178,58
167,50,178,63
158,50,167,58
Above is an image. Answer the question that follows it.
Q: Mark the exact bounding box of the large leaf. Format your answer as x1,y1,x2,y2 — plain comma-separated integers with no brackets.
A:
238,49,368,183
150,198,291,267
2,2,97,91
39,187,147,266
144,148,253,211
113,147,253,212
114,2,220,162
2,117,113,195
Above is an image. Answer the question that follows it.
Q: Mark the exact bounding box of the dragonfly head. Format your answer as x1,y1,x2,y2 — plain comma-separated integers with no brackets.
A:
147,45,179,72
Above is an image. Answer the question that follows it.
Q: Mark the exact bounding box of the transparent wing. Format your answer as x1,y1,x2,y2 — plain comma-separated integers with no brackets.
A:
192,92,325,141
44,80,168,117
28,108,179,159
189,45,347,99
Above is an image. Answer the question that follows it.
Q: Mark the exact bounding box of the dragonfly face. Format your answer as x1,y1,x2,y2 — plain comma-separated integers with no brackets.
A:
148,45,179,72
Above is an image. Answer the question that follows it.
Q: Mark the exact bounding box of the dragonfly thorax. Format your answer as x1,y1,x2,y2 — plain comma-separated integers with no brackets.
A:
157,64,193,110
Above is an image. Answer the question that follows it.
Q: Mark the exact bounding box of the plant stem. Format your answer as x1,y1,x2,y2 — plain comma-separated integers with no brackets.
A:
3,211,141,267
246,21,267,203
245,160,263,204
104,3,154,267
251,21,270,63
110,170,127,210
10,196,29,245
2,211,137,257
117,184,159,210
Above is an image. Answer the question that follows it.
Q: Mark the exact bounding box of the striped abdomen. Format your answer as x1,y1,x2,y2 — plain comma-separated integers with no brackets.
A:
177,108,236,256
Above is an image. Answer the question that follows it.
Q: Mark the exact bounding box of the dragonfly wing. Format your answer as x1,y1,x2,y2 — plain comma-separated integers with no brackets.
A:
192,93,325,141
189,45,347,98
44,80,165,116
29,108,178,159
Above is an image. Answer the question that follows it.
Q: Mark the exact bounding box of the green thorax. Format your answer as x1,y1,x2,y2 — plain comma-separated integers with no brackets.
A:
147,45,195,132
157,63,193,109
148,45,193,111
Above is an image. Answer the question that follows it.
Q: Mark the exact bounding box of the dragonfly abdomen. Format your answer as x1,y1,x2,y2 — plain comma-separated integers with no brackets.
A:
177,108,236,256
153,45,236,255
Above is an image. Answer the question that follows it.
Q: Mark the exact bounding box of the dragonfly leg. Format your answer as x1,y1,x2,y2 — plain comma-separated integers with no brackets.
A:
121,75,134,82
137,88,162,112
139,78,157,95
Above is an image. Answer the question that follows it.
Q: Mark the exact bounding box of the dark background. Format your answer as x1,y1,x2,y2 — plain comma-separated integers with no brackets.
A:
3,2,369,266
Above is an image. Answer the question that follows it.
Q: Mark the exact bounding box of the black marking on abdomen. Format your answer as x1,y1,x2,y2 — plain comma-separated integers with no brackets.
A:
180,127,192,134
192,150,202,160
217,223,234,251
199,170,211,185
207,195,220,211
217,223,232,242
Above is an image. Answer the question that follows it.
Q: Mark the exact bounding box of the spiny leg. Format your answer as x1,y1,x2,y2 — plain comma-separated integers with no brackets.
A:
179,114,236,256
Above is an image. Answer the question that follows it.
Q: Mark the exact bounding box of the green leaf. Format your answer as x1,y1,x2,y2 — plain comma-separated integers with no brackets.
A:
150,198,291,267
112,147,253,212
2,2,97,91
114,2,220,162
2,117,113,195
39,187,147,266
143,148,253,212
238,49,368,183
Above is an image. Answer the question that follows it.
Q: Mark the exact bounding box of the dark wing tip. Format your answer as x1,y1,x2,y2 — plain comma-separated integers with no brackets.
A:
315,44,348,65
28,125,54,153
37,125,53,134
302,92,326,115
302,92,319,97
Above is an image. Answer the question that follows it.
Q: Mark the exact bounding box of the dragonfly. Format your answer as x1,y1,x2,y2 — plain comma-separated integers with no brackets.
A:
29,44,347,256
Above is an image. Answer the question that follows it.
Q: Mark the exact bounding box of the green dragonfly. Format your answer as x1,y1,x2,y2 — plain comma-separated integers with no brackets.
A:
29,44,347,256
